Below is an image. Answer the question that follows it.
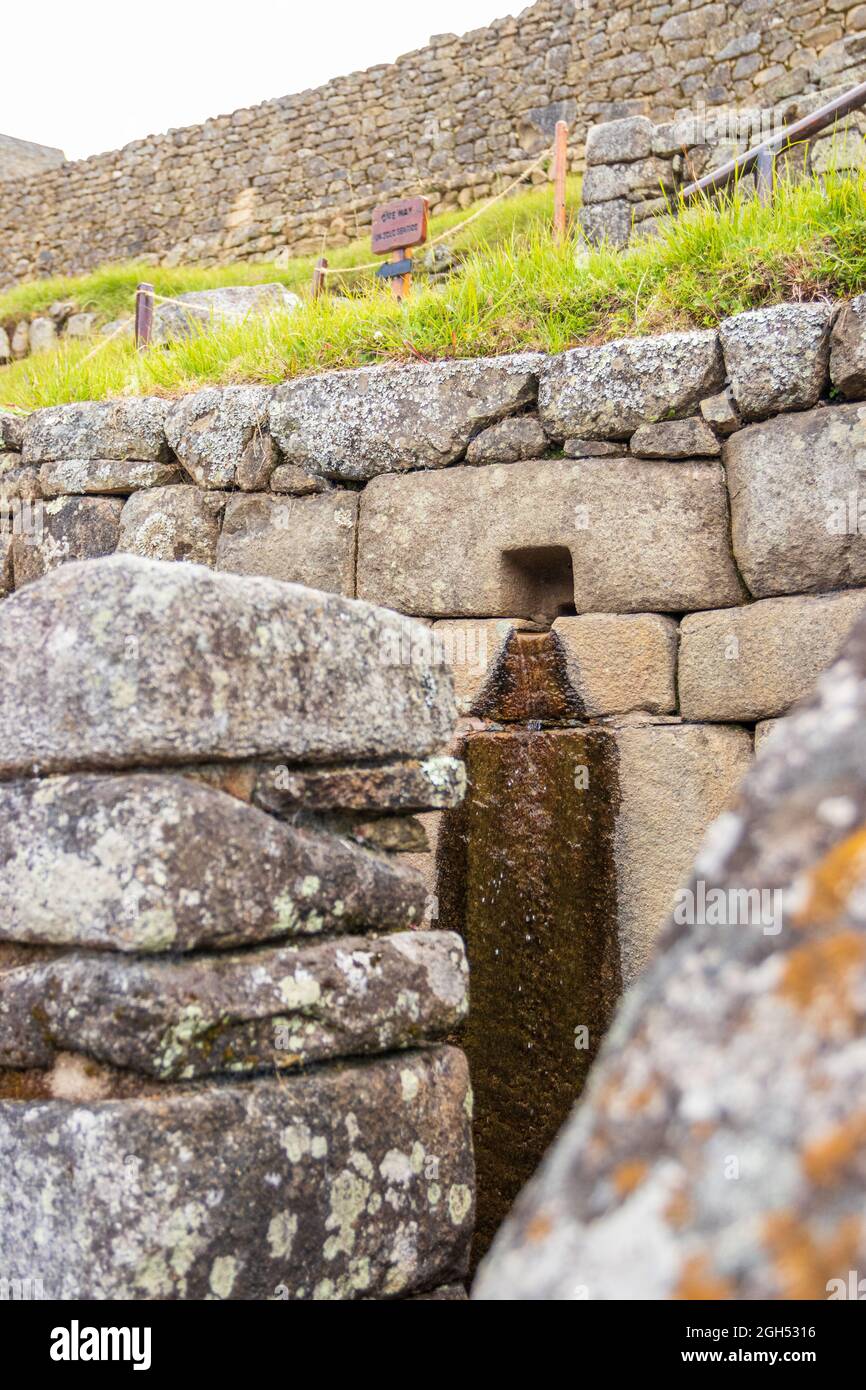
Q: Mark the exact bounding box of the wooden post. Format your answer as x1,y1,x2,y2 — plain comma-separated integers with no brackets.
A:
134,282,154,350
390,247,412,301
311,257,328,299
553,120,569,242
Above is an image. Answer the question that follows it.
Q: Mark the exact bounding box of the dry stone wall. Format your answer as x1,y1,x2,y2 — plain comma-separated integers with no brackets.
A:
5,0,866,283
0,553,473,1300
7,294,866,1268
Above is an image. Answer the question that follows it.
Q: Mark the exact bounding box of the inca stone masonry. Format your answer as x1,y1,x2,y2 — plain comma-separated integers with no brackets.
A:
4,0,866,284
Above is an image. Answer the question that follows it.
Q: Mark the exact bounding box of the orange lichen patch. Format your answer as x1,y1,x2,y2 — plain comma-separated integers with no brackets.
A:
763,1211,862,1300
802,1113,866,1188
791,825,866,929
779,931,865,1030
673,1255,734,1300
665,1187,693,1231
612,1160,649,1196
524,1212,553,1244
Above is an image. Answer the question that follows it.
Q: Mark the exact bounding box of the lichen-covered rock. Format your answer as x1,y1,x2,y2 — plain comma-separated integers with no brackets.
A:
679,590,866,721
252,755,466,815
357,458,746,617
216,492,357,595
830,292,866,398
551,613,678,715
0,930,468,1077
22,399,169,463
0,536,12,598
269,355,542,480
577,199,632,249
585,116,653,166
475,611,866,1300
581,156,675,206
562,438,622,458
164,386,277,490
465,415,547,464
118,485,225,566
0,555,455,774
629,416,720,458
270,463,333,495
152,284,300,346
38,457,181,497
0,773,425,951
699,388,741,435
719,303,835,421
724,402,866,598
0,1046,474,1299
0,413,24,452
12,495,122,587
0,455,41,500
538,331,724,440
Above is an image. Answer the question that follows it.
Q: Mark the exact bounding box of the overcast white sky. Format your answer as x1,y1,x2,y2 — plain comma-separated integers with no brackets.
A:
1,1,526,161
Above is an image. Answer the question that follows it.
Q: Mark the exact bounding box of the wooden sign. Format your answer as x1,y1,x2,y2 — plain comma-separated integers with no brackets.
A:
371,197,429,256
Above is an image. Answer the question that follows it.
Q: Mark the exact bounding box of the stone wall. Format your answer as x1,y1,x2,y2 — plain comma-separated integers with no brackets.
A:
7,294,866,1264
5,0,866,285
0,552,474,1299
0,133,64,182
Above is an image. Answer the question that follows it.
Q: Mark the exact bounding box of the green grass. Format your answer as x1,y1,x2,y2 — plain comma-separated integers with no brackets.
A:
3,169,866,413
0,176,576,329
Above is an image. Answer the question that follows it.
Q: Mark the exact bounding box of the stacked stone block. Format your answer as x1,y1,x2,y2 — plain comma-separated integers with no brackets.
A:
0,554,473,1300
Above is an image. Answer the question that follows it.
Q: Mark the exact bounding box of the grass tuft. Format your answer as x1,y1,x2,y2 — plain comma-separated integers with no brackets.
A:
3,169,866,413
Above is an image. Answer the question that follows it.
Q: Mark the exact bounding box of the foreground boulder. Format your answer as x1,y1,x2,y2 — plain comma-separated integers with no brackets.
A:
0,554,455,774
475,609,866,1300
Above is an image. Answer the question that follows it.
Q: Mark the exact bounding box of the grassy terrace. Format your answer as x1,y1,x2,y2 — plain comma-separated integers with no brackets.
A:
2,169,866,412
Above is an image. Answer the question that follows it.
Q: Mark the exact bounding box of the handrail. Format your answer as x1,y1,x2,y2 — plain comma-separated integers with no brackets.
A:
679,76,866,203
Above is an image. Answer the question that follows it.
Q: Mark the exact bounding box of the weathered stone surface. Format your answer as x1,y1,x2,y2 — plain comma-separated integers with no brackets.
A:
577,199,632,248
582,156,675,206
216,492,357,595
563,438,622,458
0,555,455,774
0,930,468,1077
118,485,225,566
613,723,754,986
270,463,332,495
28,316,57,353
724,402,866,597
0,772,425,951
0,536,12,598
465,415,547,463
719,303,835,420
475,615,866,1300
0,1046,473,1299
357,459,746,618
22,399,169,463
679,590,866,722
64,312,98,339
629,416,720,458
551,613,678,716
251,756,466,815
269,355,542,480
152,284,300,344
585,116,654,166
0,327,9,364
699,387,741,435
11,322,28,359
39,457,181,497
12,495,122,587
0,413,24,452
164,386,277,490
830,292,866,398
0,456,41,500
538,331,724,440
